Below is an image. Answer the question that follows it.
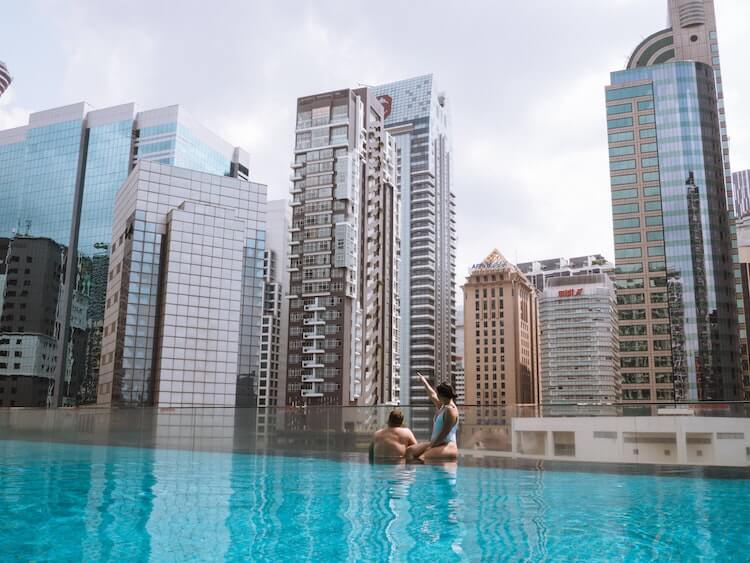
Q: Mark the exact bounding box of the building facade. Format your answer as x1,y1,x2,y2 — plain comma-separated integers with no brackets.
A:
518,255,614,292
454,307,465,404
372,75,456,429
539,274,620,407
463,250,539,409
734,170,750,398
606,65,738,401
0,102,249,406
0,236,64,406
607,0,742,402
286,87,400,406
96,161,266,407
258,200,290,414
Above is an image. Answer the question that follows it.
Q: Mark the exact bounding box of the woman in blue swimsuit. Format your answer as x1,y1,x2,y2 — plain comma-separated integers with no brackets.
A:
406,373,459,462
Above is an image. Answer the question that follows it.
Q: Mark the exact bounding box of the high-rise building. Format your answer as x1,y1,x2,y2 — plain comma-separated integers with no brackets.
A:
372,75,456,427
96,161,266,407
518,255,614,292
606,0,741,401
286,87,399,406
258,199,290,415
539,274,620,408
0,102,250,406
0,61,11,98
733,170,750,398
463,250,539,409
0,236,64,406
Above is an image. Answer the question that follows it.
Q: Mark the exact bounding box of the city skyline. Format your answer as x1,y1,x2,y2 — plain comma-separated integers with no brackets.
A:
1,1,749,279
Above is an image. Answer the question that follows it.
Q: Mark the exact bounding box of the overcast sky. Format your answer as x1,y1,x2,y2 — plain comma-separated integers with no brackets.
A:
1,0,748,279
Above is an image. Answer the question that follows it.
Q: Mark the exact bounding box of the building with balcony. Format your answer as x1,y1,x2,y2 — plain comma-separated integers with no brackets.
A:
605,0,742,402
285,87,400,406
539,273,620,409
372,75,456,432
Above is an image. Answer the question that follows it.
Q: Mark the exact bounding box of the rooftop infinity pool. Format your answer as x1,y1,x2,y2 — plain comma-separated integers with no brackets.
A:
0,440,748,561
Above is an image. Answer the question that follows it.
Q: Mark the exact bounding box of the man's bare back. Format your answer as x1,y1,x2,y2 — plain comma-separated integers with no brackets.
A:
371,411,417,459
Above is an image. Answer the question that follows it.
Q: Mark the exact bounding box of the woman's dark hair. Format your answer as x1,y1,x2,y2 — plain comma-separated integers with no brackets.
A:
436,382,457,400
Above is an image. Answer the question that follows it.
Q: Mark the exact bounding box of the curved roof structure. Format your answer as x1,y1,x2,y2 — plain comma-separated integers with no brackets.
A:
0,61,11,98
627,28,676,69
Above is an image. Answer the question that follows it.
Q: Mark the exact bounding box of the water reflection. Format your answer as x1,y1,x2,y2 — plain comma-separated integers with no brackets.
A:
0,440,749,560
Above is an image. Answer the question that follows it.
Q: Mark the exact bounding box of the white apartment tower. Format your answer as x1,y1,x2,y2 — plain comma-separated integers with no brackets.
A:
286,87,400,406
372,75,456,428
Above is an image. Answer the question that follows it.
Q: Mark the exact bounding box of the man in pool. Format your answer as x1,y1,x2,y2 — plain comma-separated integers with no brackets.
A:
370,409,418,461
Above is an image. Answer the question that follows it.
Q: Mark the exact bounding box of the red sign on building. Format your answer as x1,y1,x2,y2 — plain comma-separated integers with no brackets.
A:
558,288,584,298
377,95,392,119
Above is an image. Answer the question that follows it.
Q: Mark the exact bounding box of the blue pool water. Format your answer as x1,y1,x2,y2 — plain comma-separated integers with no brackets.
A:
0,440,748,561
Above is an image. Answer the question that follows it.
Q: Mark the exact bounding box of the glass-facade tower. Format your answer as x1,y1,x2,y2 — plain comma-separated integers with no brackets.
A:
606,63,739,401
0,102,252,406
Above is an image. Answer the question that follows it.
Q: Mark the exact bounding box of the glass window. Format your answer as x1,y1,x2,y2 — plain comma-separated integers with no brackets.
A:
645,201,661,211
608,117,633,129
615,232,641,244
638,114,656,125
712,56,720,65
652,307,669,319
606,84,653,101
642,157,659,168
637,100,655,111
611,159,636,171
612,188,638,200
646,231,664,241
640,142,657,153
621,324,647,336
645,215,663,226
607,103,633,115
610,145,635,157
619,309,646,321
609,131,634,143
615,248,642,259
648,261,666,272
647,245,665,257
709,31,717,40
615,278,644,289
613,203,639,214
612,174,637,186
640,128,657,138
617,293,645,305
651,292,667,303
621,340,648,352
644,186,660,197
614,218,640,229
616,263,643,274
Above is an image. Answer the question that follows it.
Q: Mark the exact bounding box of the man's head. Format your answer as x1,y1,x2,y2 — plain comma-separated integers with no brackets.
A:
436,382,457,404
387,409,404,427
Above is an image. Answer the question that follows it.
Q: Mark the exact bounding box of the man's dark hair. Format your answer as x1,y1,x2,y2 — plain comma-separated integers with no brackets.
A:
388,409,404,427
436,382,457,400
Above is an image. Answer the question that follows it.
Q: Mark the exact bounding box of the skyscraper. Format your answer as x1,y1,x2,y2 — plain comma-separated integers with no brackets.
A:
96,161,266,407
539,274,620,409
372,75,456,426
606,0,741,401
463,250,539,409
0,61,11,98
0,103,250,406
258,199,290,429
286,87,400,406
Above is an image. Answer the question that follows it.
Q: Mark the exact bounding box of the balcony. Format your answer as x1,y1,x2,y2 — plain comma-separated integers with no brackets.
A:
300,389,323,398
303,332,324,340
302,360,324,369
304,303,325,312
301,374,324,383
303,346,324,354
303,318,325,326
